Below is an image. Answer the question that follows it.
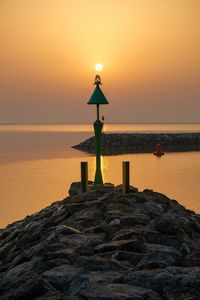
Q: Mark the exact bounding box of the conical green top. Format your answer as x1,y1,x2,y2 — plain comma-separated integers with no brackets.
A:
87,85,109,105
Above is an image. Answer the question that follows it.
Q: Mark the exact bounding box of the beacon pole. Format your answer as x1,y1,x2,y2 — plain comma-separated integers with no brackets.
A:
87,73,109,185
94,107,103,184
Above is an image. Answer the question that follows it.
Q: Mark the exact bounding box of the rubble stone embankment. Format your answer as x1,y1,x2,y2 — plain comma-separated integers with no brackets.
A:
0,182,200,299
73,132,200,155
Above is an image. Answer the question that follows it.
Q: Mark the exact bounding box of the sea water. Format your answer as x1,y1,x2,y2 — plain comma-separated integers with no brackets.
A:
0,123,200,228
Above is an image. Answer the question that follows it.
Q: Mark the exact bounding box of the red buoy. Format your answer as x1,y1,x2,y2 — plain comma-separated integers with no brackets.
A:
153,144,165,157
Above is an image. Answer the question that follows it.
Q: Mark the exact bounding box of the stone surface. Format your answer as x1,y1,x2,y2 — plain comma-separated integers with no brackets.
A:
80,283,161,300
0,182,200,299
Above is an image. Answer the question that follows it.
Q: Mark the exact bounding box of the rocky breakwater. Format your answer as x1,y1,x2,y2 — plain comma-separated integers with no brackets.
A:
0,183,200,299
73,132,200,155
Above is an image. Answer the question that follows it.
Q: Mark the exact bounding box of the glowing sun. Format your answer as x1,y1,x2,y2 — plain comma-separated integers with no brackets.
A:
95,63,103,72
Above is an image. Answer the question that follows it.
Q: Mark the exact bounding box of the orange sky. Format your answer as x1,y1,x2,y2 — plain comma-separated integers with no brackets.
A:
0,0,199,123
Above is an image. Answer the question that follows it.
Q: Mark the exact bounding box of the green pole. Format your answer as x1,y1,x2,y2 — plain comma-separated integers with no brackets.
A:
94,104,103,184
87,75,109,185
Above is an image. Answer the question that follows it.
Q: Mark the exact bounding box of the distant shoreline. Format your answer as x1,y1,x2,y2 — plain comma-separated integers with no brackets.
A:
73,132,200,155
1,124,200,135
0,122,200,125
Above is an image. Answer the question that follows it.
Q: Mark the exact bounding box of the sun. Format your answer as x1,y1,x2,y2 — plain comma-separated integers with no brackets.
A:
95,63,103,72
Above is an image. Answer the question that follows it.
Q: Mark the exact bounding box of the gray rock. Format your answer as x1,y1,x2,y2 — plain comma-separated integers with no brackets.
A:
0,276,55,300
120,214,151,226
42,264,79,290
55,225,81,235
154,213,186,235
108,218,121,225
80,283,161,300
94,239,147,254
77,255,121,271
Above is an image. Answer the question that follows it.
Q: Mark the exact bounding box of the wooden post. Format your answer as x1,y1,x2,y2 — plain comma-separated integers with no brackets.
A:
122,161,130,194
81,162,88,192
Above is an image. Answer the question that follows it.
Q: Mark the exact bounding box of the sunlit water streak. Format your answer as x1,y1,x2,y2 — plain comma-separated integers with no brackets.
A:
1,123,200,133
0,124,200,228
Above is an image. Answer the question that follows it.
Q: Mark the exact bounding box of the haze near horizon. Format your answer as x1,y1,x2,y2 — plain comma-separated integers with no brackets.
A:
0,0,199,123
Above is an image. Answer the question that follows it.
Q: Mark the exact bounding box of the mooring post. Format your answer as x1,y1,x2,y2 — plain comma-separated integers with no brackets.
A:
122,161,130,194
81,162,88,192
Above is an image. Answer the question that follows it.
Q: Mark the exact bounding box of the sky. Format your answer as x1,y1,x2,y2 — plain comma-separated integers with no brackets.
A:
0,0,199,123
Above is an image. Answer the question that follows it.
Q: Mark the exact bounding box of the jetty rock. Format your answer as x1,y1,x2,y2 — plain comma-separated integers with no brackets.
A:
72,132,200,155
0,183,200,299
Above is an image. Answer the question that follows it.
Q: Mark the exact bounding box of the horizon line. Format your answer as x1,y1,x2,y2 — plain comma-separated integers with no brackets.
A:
0,122,200,125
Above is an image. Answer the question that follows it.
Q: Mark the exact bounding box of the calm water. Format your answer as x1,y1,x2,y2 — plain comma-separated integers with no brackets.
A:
0,124,200,228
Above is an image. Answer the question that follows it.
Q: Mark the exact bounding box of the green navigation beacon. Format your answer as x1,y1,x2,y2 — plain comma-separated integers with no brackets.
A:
87,74,109,185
